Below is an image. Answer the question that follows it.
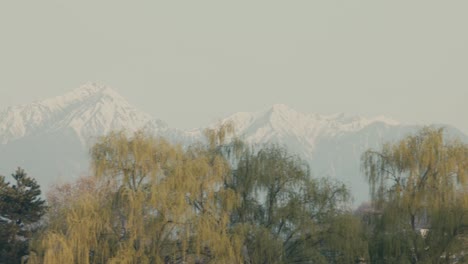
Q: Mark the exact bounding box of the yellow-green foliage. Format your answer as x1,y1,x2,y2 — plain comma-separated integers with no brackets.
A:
30,125,367,264
362,127,468,263
31,128,243,264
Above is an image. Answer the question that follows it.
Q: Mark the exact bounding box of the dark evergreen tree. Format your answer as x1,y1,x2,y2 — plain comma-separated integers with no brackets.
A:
0,168,46,264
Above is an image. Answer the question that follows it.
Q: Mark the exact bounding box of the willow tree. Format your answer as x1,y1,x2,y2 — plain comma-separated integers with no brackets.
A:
227,144,369,264
35,176,116,264
31,130,244,264
30,125,368,263
362,127,468,263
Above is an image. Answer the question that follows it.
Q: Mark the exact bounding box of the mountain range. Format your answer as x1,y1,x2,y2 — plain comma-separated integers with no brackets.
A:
1,83,466,204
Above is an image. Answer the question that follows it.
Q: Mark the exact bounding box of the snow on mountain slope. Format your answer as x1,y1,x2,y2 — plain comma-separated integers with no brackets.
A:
0,85,466,205
218,104,401,159
215,104,468,204
215,104,464,204
0,83,162,145
0,83,187,190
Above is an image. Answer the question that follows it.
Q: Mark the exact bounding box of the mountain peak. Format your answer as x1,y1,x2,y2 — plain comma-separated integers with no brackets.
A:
36,83,131,113
270,103,290,112
267,104,300,120
74,82,108,93
70,82,122,100
0,83,157,145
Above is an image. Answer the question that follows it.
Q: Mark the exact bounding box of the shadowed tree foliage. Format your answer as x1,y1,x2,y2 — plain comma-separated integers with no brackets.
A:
29,126,367,263
226,144,369,264
362,127,468,264
0,168,46,264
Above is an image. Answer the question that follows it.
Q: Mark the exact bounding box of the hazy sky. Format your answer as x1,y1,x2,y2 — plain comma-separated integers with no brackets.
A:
0,1,467,133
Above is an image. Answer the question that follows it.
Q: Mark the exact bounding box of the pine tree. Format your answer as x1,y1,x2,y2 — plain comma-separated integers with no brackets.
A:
0,168,46,264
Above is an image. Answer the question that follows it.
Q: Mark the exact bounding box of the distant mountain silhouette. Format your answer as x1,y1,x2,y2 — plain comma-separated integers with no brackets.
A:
1,83,466,204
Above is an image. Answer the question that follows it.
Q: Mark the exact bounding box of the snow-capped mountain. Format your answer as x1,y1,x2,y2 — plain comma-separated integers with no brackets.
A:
0,83,188,190
216,105,468,203
0,83,164,145
218,103,401,158
212,105,411,203
0,84,466,204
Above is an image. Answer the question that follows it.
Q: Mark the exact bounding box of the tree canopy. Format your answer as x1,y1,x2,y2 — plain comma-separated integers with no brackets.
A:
362,127,468,263
0,168,46,264
28,128,366,263
227,144,367,263
23,126,468,263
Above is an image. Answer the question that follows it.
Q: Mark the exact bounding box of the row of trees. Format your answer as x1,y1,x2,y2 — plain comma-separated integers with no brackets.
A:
1,126,467,263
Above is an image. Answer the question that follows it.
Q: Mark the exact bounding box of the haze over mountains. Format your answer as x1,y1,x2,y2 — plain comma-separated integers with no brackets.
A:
1,83,466,204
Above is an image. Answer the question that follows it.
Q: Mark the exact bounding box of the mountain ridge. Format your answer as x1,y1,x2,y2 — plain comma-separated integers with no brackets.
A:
0,83,465,204
0,83,163,145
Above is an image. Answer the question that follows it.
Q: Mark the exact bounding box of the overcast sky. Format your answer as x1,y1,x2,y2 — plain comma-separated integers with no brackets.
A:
0,1,467,133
